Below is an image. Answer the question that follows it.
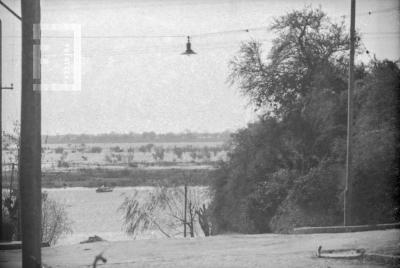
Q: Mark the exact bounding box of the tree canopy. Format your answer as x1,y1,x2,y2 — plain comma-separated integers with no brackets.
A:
211,7,399,233
229,7,353,117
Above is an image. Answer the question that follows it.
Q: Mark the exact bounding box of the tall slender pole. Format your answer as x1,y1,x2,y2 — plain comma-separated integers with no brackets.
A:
0,19,3,241
184,183,187,237
344,0,356,227
20,0,42,267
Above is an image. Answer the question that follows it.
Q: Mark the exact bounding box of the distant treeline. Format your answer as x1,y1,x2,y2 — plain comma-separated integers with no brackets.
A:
43,131,231,144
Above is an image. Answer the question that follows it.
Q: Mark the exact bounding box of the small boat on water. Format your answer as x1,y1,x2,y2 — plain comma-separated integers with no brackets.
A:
95,185,113,193
317,246,365,259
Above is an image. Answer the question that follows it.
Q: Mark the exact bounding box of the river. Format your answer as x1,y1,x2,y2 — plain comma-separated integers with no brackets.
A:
45,186,209,246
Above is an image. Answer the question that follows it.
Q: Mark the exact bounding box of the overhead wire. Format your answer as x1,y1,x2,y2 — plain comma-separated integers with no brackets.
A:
358,7,400,16
2,6,399,40
42,37,274,59
363,31,400,36
1,6,398,62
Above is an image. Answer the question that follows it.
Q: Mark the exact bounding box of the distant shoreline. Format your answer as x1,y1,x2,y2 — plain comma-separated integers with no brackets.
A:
2,167,215,189
41,132,231,145
44,140,227,145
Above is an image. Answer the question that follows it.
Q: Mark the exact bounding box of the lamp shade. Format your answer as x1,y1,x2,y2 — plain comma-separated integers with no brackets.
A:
182,36,196,55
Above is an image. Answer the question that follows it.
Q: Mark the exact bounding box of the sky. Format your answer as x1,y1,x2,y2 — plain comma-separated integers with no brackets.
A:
1,0,399,135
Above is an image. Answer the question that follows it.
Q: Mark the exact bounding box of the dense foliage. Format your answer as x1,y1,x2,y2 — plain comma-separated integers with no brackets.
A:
210,7,399,233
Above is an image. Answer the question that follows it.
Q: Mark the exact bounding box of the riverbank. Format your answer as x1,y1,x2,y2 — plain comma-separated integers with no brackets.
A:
2,167,214,188
1,230,398,267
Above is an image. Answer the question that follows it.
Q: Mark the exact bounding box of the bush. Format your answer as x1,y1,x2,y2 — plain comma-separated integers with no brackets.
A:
269,196,341,233
291,163,342,211
42,192,73,245
110,146,124,153
173,147,183,159
105,154,112,163
57,160,69,168
269,163,343,233
1,215,15,241
247,169,295,232
128,162,138,168
55,147,64,154
2,192,73,245
89,146,102,153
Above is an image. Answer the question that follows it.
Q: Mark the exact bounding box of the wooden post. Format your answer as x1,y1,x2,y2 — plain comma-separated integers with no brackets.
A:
10,163,15,193
20,0,42,267
184,183,187,237
344,0,356,226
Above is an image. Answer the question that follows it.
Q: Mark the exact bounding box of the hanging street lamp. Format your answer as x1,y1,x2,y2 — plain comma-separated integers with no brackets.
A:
182,36,196,55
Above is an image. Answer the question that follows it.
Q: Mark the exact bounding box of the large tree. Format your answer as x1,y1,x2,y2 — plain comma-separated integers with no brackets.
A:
229,7,353,174
211,7,399,234
229,7,352,117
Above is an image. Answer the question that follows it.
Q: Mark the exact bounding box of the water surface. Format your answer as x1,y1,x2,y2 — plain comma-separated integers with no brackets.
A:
45,186,209,245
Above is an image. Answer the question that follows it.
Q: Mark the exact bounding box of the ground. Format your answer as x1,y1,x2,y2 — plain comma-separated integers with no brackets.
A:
0,230,398,267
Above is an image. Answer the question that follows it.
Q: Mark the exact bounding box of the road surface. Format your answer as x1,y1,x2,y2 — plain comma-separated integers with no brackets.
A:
0,229,398,267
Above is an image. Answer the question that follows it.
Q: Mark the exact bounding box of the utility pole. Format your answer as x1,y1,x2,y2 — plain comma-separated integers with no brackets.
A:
344,0,356,227
20,0,42,267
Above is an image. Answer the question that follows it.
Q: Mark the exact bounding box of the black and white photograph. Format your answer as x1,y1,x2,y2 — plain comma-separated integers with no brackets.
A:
0,0,399,267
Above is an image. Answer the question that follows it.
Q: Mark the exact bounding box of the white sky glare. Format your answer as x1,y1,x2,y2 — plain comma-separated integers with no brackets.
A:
1,0,399,135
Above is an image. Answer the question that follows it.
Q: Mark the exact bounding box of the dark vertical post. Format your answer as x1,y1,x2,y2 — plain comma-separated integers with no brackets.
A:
0,19,3,241
344,0,356,227
10,163,15,193
20,0,41,267
184,183,187,238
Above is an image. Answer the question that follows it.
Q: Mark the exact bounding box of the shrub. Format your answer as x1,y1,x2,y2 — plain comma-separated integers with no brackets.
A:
2,191,73,245
173,147,183,159
42,192,73,245
269,163,343,233
105,154,112,163
291,163,341,211
128,162,138,168
247,169,294,232
110,146,124,153
57,160,69,168
55,147,64,154
89,146,102,153
1,214,15,241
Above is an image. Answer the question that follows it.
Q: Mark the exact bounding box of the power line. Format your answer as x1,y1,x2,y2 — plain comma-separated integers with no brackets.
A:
1,31,395,62
337,6,400,18
1,5,398,40
4,30,398,40
358,7,400,16
2,5,398,61
2,26,269,39
59,34,186,39
363,31,400,35
191,26,269,37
